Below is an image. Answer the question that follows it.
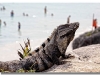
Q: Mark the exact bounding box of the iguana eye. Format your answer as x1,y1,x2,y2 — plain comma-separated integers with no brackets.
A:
60,29,74,38
66,25,70,28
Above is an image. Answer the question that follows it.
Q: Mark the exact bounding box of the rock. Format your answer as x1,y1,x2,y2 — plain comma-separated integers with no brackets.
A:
72,27,100,49
45,44,100,72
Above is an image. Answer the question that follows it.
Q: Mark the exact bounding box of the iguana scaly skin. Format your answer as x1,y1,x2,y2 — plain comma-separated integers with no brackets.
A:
0,22,79,72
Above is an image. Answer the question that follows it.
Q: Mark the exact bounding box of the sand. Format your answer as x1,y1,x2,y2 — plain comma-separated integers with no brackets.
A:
45,44,100,72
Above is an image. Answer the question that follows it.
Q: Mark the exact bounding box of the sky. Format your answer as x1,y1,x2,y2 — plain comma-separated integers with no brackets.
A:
0,0,100,3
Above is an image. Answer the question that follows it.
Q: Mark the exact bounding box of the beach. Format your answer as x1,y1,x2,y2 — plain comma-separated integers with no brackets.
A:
0,3,100,61
45,44,100,72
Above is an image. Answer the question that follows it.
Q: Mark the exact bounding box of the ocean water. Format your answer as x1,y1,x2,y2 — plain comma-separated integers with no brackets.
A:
0,3,100,61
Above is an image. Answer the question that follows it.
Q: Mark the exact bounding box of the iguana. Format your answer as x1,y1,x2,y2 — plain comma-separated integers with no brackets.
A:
0,22,79,72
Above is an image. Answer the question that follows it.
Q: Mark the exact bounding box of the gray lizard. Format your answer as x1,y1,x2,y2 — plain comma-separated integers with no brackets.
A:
0,22,79,72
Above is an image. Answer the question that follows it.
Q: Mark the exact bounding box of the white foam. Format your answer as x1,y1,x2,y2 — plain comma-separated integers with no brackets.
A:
32,15,36,18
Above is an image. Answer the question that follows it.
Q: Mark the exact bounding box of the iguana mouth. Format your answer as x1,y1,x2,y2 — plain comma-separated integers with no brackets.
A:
58,22,79,38
70,22,79,35
73,22,79,30
68,22,79,31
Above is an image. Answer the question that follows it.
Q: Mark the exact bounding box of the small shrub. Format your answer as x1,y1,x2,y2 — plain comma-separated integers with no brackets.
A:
17,38,31,60
16,69,35,73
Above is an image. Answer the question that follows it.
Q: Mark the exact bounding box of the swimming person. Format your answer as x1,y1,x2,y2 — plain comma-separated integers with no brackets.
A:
18,22,21,31
67,15,71,24
3,21,6,26
23,13,25,16
51,13,54,16
3,6,6,10
44,6,47,16
0,8,2,11
11,10,14,17
26,14,28,16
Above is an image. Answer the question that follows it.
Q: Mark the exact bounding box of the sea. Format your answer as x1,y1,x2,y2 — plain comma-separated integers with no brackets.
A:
0,3,100,61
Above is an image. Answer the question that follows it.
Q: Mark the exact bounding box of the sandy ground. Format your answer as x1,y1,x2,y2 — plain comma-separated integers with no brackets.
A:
44,44,100,73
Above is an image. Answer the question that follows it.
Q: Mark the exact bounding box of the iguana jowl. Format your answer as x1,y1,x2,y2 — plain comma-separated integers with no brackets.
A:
0,22,79,72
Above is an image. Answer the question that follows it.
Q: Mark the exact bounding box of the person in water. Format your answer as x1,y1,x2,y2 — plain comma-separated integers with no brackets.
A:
23,13,25,16
18,22,21,31
11,10,14,17
67,15,71,24
26,14,28,16
51,13,54,16
44,6,47,16
3,6,6,10
3,21,6,26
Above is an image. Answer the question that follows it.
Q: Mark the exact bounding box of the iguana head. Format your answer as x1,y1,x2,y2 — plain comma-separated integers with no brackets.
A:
56,22,79,55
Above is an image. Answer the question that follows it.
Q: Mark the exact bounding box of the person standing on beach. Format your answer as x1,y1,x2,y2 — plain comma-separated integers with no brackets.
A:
18,22,21,31
67,15,71,24
93,19,97,29
11,10,14,17
92,14,98,29
44,6,47,16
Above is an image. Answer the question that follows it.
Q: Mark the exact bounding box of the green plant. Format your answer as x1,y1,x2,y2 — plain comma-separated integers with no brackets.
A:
17,38,31,60
16,69,35,73
17,69,25,73
0,69,9,73
85,32,92,36
0,69,4,72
